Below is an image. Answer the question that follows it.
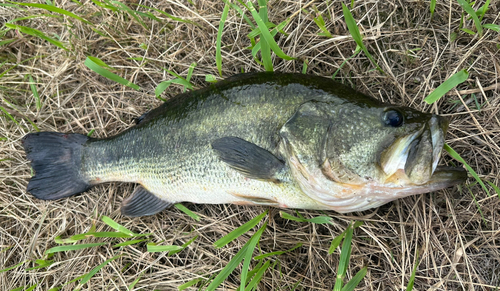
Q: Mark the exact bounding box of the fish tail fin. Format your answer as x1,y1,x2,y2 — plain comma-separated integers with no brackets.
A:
22,132,91,200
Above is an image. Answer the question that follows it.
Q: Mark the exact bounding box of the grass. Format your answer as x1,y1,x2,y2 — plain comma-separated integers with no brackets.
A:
341,3,384,74
4,23,68,50
84,57,140,90
1,0,499,290
216,3,229,76
424,69,469,104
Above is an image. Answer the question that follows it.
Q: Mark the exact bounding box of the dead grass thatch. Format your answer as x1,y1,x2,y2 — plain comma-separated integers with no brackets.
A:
1,0,499,290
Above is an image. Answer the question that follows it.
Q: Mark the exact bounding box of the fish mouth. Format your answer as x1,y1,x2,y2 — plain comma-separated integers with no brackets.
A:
380,115,465,186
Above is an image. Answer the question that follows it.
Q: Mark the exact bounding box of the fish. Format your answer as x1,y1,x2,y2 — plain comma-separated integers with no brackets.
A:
22,72,467,216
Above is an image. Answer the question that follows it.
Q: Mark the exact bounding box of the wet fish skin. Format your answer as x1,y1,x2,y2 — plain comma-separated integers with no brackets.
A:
22,72,467,216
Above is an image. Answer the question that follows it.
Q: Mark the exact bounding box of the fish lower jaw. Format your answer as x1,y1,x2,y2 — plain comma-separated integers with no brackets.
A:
300,175,464,213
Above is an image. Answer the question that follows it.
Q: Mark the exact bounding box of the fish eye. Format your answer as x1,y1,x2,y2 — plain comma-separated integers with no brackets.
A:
383,109,404,127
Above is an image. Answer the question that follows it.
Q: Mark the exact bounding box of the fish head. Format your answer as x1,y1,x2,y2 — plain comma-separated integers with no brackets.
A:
280,101,466,212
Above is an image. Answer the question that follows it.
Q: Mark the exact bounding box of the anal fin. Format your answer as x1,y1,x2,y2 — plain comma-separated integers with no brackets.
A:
121,186,173,217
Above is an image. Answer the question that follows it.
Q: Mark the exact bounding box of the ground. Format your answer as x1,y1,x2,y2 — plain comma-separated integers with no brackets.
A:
0,0,499,290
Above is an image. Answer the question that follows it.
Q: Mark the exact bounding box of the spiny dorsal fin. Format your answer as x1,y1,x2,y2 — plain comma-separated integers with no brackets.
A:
121,186,173,217
211,136,284,181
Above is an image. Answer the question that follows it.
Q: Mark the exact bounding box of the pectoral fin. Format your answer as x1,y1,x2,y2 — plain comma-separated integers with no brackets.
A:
121,186,173,217
212,137,284,181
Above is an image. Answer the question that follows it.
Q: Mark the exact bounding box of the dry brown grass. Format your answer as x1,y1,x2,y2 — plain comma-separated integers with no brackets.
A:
1,0,499,290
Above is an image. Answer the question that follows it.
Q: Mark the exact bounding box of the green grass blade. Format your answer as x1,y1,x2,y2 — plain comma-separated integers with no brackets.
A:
353,221,364,228
248,19,288,38
9,287,24,291
247,2,295,61
486,181,500,199
216,3,230,76
312,6,333,38
430,0,436,18
302,59,308,74
91,0,117,11
240,221,267,291
213,210,267,248
155,78,193,99
163,69,195,91
257,0,273,71
70,232,133,241
332,45,361,79
168,235,198,256
253,243,302,260
112,239,146,248
84,57,140,90
406,250,419,291
329,230,347,254
28,75,41,110
206,244,248,291
341,266,367,291
477,0,490,21
244,260,271,291
461,28,475,35
0,246,13,254
147,243,183,252
178,278,202,290
206,222,267,291
444,144,488,196
245,260,263,281
0,39,16,47
340,4,364,50
279,211,332,224
0,105,20,126
1,97,39,131
205,74,217,83
5,23,68,50
135,10,160,22
456,0,483,37
10,2,91,24
424,69,468,104
110,1,147,29
8,14,61,23
54,235,78,244
127,272,142,290
333,225,354,291
0,261,26,273
174,204,200,221
26,260,54,271
483,24,500,32
341,4,383,73
78,255,122,287
46,242,107,254
225,0,254,29
87,56,112,69
184,62,197,92
139,4,199,26
101,215,136,236
25,285,38,291
186,62,196,82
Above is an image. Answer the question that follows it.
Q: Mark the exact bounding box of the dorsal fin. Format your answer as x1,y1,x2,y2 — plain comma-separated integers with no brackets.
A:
121,186,173,217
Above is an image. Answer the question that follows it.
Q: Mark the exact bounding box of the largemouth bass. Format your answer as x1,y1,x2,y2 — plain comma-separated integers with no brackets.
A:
22,72,466,216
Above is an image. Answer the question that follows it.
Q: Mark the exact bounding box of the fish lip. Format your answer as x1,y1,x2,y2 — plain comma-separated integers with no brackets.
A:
429,115,447,174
